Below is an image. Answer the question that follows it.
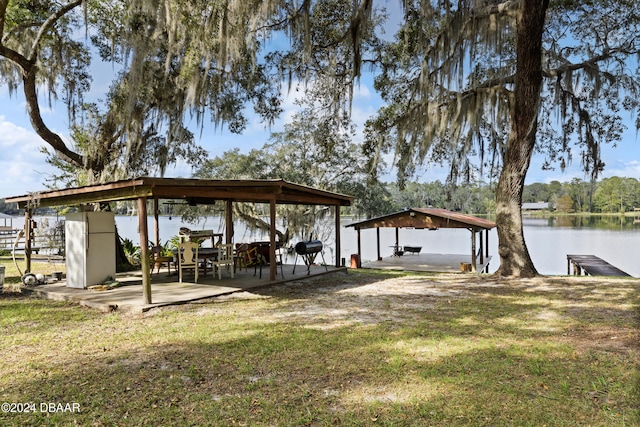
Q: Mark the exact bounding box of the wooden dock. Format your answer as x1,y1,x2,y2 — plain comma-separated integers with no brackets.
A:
567,254,631,277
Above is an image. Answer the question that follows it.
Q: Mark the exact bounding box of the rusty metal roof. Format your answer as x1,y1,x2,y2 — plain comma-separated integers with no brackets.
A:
346,207,496,231
4,177,353,209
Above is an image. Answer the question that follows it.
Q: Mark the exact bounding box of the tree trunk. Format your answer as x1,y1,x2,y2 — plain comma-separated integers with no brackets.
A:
23,67,85,168
494,0,549,277
494,138,539,277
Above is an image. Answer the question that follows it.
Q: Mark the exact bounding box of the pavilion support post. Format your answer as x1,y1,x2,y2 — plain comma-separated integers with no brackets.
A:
153,197,160,247
479,229,484,264
376,227,381,260
356,228,362,268
138,197,152,304
334,205,341,267
395,227,399,250
471,230,477,273
269,198,276,281
225,200,233,244
24,208,33,273
485,229,490,258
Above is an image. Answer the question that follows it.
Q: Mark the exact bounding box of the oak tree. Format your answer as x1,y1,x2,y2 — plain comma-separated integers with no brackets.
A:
365,0,640,276
0,0,281,184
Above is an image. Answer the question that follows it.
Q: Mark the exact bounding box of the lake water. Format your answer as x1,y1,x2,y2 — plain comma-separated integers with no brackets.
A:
112,214,640,277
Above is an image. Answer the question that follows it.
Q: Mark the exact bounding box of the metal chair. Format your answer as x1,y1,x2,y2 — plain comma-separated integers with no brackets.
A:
250,245,284,279
235,244,265,277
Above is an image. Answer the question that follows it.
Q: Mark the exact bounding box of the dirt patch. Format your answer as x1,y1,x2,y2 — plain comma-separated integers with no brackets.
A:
560,325,640,357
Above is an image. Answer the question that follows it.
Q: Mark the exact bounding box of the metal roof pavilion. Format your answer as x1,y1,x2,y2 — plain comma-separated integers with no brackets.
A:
346,208,496,272
5,177,353,303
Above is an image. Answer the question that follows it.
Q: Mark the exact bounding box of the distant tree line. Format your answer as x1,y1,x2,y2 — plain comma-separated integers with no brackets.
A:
376,176,640,216
0,199,20,216
376,181,495,216
2,175,639,218
522,177,640,214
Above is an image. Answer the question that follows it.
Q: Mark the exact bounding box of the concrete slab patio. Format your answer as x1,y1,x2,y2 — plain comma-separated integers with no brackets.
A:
361,253,493,274
21,263,346,313
16,253,491,313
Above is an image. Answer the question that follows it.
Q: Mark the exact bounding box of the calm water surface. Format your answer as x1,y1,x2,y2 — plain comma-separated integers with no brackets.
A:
113,214,640,277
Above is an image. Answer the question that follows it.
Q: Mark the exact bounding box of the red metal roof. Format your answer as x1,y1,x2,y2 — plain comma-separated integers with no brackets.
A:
411,208,496,229
346,207,496,231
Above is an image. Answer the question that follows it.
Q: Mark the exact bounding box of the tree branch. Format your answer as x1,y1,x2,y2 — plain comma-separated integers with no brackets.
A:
544,45,640,78
2,21,42,45
471,0,520,18
1,0,86,169
0,0,8,39
459,74,515,99
29,0,84,62
23,67,84,168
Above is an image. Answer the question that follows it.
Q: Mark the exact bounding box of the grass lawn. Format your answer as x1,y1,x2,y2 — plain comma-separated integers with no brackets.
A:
0,261,638,426
0,256,65,287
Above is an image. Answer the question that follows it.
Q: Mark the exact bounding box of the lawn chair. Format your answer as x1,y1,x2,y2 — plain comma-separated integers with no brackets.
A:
237,245,267,278
248,244,284,279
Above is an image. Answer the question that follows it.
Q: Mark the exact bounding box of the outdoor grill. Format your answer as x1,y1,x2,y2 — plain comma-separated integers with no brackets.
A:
293,240,327,275
294,240,323,255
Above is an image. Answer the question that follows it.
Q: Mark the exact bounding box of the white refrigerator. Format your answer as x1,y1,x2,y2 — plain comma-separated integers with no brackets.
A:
65,211,116,289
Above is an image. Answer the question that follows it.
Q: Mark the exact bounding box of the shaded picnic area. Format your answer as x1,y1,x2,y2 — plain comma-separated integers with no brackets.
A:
4,177,352,307
21,261,345,313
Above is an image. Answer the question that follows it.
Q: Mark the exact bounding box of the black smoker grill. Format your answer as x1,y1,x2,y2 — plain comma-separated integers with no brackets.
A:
293,240,328,275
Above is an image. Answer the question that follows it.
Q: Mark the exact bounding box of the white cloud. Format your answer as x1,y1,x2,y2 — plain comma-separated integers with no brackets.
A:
601,159,640,180
353,81,372,99
0,116,56,198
